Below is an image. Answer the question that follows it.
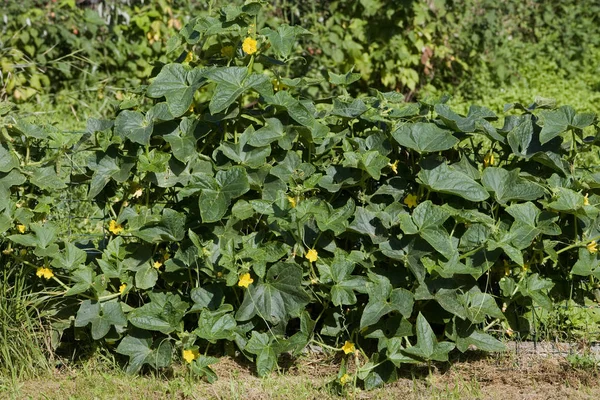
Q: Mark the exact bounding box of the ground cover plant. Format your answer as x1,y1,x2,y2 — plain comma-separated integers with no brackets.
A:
2,0,600,394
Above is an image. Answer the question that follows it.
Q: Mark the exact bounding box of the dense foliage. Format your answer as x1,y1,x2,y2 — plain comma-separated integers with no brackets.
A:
2,0,600,390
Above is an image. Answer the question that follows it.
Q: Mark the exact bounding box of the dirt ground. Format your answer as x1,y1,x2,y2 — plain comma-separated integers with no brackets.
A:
6,343,600,400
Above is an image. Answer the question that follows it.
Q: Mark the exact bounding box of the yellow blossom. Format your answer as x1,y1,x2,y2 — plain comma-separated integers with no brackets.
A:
162,251,170,261
108,220,123,235
16,224,26,233
221,45,234,58
238,272,254,288
36,267,54,280
183,348,200,364
403,194,418,209
340,373,351,385
389,160,399,174
184,51,193,63
242,37,258,55
153,261,162,269
306,249,318,263
119,283,127,294
2,248,13,255
341,341,355,354
506,328,514,337
310,277,319,285
588,240,598,254
584,194,590,206
483,152,495,167
287,196,297,208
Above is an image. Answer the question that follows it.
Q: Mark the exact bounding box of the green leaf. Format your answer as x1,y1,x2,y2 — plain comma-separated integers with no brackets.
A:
247,118,285,147
194,306,237,343
392,122,459,152
328,69,362,86
74,300,127,340
146,64,205,117
402,313,455,361
198,167,250,223
128,292,189,334
116,331,172,374
244,332,278,377
360,274,414,328
539,105,595,144
0,144,19,173
114,110,154,146
236,263,311,324
133,208,186,243
419,160,489,202
261,25,311,59
206,68,272,114
314,198,355,236
482,167,544,204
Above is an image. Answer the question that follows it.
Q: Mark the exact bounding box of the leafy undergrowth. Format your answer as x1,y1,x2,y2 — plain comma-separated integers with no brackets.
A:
3,349,600,400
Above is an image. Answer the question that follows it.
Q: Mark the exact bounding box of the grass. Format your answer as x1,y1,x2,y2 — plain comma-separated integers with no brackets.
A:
0,263,52,382
1,348,600,400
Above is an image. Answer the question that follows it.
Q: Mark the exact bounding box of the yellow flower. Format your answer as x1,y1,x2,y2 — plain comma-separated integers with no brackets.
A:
403,194,418,209
16,224,26,233
483,152,495,167
153,261,162,269
221,45,234,58
389,160,399,174
340,373,351,385
588,240,598,254
162,251,170,261
184,51,193,63
306,249,318,263
242,37,258,55
287,196,297,208
238,273,254,288
183,348,200,364
108,220,123,235
584,194,590,206
2,248,13,255
310,277,319,285
119,283,127,294
506,328,514,337
341,341,355,355
36,267,54,280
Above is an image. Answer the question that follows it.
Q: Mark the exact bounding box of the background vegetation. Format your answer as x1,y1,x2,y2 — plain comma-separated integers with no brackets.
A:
1,0,600,393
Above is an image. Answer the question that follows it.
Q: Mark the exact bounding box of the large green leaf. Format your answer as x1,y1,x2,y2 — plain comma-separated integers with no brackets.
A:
482,167,544,204
146,64,206,117
74,300,127,340
196,167,250,223
539,105,595,144
116,331,172,374
236,263,310,324
392,122,459,152
128,292,189,334
114,110,154,146
402,313,455,361
419,160,489,202
132,208,186,243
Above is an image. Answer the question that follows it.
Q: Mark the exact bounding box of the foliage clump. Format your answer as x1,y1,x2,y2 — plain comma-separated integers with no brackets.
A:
1,1,600,390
